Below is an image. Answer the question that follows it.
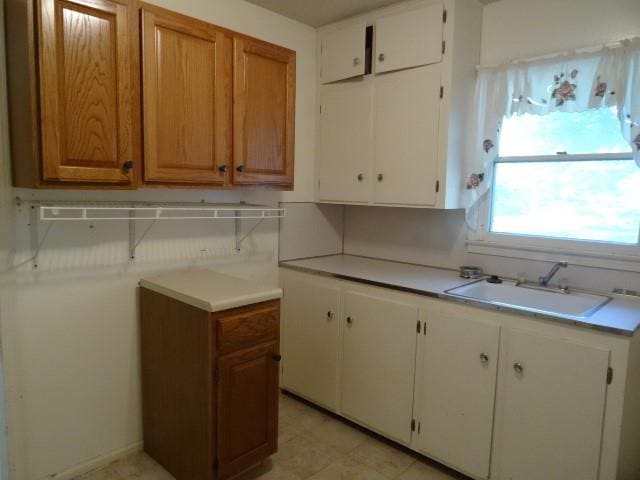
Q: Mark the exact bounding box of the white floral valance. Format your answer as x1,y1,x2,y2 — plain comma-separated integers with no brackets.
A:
464,38,640,228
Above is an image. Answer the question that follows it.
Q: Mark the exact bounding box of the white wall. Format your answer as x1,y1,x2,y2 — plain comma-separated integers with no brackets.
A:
0,1,316,478
480,0,640,65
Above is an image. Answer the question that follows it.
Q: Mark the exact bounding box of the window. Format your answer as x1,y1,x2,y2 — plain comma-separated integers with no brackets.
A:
489,108,639,246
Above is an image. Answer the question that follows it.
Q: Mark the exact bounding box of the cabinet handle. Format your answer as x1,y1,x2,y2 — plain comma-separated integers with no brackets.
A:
480,352,489,364
327,311,334,320
513,362,524,374
346,316,353,325
122,160,134,171
353,57,361,66
378,53,385,62
272,354,282,362
236,165,245,173
218,164,228,174
377,173,384,182
357,173,364,182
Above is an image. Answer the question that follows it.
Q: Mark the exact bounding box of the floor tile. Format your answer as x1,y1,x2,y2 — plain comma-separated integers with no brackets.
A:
307,457,388,480
347,438,416,479
396,459,463,480
272,433,344,479
304,417,369,454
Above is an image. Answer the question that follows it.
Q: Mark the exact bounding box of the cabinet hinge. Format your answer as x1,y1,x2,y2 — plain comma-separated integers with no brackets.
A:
417,421,421,434
442,41,446,55
416,320,421,334
435,180,440,193
442,9,447,23
439,86,444,99
607,367,613,385
411,419,416,432
423,321,427,335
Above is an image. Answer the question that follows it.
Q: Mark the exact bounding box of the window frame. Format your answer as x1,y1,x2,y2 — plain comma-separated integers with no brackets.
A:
467,152,640,272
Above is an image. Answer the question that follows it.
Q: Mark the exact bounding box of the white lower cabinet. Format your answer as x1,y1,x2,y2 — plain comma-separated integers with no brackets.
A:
491,329,610,480
413,310,500,479
341,290,419,445
280,268,639,480
280,273,341,411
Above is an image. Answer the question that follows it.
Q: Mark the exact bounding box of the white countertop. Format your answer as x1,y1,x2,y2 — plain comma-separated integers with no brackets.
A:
140,269,282,313
280,255,640,336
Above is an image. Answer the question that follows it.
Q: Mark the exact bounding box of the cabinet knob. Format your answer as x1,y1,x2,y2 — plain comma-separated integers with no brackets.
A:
357,173,364,182
353,57,361,66
377,173,384,182
122,160,134,171
327,311,334,320
236,165,245,173
513,362,524,374
272,354,282,362
218,164,228,174
480,352,489,364
346,316,353,325
378,53,385,62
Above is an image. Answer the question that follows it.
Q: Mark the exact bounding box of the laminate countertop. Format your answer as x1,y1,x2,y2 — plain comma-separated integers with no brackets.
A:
280,254,640,336
140,269,282,313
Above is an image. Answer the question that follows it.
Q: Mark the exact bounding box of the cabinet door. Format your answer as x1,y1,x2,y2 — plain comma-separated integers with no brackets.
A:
38,0,135,184
320,22,367,84
217,341,279,479
492,329,610,480
318,82,373,203
415,311,500,480
233,38,295,186
281,275,341,410
374,65,441,206
341,290,418,445
142,7,232,185
374,4,444,74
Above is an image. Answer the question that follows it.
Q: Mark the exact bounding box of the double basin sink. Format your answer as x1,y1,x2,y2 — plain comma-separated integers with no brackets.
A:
445,278,611,320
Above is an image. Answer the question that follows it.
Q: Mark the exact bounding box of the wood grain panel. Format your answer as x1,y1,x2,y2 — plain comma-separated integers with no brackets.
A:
140,288,215,480
217,300,280,354
38,0,134,184
217,340,279,479
141,4,232,185
233,37,295,187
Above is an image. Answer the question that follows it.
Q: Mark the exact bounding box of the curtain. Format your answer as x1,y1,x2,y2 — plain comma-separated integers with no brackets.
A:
463,38,640,229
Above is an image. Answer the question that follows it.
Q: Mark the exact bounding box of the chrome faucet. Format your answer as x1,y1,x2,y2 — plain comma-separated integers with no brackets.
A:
539,261,568,287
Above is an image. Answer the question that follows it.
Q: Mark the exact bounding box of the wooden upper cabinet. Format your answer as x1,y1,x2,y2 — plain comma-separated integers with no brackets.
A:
141,5,232,186
5,0,138,186
233,37,295,187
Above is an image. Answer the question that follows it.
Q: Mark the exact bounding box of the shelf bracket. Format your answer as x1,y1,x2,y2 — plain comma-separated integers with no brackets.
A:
129,212,160,260
235,214,266,253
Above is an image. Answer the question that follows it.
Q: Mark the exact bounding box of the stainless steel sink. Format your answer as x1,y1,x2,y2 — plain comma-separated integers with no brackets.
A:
444,279,611,319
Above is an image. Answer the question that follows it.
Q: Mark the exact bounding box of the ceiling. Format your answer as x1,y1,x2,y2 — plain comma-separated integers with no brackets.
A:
245,0,499,27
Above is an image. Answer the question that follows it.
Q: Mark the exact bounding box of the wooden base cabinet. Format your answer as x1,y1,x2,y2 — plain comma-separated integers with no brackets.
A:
140,289,281,480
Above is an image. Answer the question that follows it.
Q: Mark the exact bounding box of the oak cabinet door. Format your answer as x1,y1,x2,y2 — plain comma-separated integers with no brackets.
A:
341,290,418,445
141,7,232,185
233,38,295,187
373,64,441,206
281,274,341,411
492,329,610,480
374,3,444,74
38,0,135,184
414,311,500,480
217,341,279,479
318,81,373,203
320,22,367,84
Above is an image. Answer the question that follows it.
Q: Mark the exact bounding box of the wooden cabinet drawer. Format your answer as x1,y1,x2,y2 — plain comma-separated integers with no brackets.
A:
216,300,280,353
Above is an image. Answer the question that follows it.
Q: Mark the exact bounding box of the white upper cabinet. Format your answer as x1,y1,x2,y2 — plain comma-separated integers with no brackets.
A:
320,22,367,84
319,82,374,203
375,3,444,74
316,0,483,209
374,64,441,206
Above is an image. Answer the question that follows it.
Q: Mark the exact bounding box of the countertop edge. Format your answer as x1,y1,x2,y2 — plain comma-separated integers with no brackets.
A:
139,279,282,313
279,260,637,337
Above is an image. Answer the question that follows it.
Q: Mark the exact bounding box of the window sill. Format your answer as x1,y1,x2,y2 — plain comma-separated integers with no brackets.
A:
466,239,640,273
